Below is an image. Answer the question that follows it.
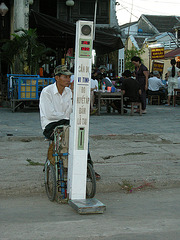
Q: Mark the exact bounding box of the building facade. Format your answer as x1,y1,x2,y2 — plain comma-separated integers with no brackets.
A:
0,0,123,77
120,14,180,77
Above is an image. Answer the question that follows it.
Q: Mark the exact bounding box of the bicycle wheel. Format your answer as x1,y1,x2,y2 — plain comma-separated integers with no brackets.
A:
44,162,56,201
86,163,96,198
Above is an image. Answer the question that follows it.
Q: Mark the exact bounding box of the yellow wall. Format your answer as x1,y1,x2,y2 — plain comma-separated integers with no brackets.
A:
126,37,173,79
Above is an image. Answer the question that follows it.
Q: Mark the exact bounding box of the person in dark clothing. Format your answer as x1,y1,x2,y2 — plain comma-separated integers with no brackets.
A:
100,73,114,89
121,70,141,102
131,56,149,114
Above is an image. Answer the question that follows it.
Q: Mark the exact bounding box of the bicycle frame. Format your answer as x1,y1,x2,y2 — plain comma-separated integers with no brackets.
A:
44,125,96,201
53,125,69,199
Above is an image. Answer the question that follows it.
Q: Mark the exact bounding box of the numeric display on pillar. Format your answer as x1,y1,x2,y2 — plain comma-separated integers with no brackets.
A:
81,47,90,51
79,39,92,58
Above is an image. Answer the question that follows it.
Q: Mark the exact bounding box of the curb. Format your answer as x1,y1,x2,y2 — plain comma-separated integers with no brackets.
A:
0,136,44,142
1,179,180,197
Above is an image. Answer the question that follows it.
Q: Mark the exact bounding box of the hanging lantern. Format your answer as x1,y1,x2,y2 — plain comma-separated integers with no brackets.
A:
0,2,9,17
66,0,74,7
29,0,34,5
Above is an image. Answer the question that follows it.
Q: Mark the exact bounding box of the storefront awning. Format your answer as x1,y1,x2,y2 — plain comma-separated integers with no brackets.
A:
164,48,180,58
30,10,124,55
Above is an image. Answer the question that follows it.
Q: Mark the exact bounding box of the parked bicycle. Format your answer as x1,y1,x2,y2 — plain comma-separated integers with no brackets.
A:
44,125,96,201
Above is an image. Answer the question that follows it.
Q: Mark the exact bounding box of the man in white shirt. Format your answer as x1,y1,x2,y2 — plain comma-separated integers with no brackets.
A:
40,65,101,180
39,65,73,140
148,71,167,103
148,71,165,91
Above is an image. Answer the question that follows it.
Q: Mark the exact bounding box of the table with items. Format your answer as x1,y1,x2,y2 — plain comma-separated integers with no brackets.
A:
94,90,124,115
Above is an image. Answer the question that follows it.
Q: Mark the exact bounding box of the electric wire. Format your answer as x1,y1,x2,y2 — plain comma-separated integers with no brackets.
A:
117,4,139,20
116,0,180,24
117,0,180,15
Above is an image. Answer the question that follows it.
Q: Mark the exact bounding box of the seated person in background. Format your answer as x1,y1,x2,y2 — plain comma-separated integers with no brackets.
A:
157,71,162,79
116,74,125,87
111,70,141,113
161,73,168,86
92,70,101,89
90,78,98,115
91,70,98,80
121,70,141,102
100,73,115,89
97,65,107,77
148,70,167,102
113,72,126,88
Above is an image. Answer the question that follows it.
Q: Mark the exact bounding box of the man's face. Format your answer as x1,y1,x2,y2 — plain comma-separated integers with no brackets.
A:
132,61,139,67
55,74,71,87
100,68,105,73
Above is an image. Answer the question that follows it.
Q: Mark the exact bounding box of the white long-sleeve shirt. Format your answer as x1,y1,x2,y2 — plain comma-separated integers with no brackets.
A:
39,82,72,130
91,78,98,91
148,76,165,91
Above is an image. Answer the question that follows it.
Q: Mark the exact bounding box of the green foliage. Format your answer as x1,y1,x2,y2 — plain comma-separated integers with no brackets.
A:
26,159,44,166
125,46,145,72
1,28,55,74
120,180,134,193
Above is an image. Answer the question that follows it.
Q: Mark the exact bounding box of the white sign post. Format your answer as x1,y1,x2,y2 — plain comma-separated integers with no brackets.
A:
68,20,93,200
68,20,106,214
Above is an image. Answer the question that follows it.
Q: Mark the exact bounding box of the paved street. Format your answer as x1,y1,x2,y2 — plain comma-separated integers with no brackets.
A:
1,189,180,240
0,104,180,239
1,1,180,239
0,104,180,195
1,104,180,137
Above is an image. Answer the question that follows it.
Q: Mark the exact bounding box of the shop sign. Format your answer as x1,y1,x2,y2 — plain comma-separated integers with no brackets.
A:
152,62,164,74
151,47,164,59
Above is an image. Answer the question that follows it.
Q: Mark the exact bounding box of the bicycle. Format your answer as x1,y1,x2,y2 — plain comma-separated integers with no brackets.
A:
44,125,96,201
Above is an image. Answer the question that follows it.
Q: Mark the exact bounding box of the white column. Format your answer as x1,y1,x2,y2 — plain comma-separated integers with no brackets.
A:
118,48,125,76
68,21,93,200
14,0,29,32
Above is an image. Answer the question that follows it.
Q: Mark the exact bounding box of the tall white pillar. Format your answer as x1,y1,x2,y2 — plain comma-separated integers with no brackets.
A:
68,21,93,200
118,48,125,76
14,0,29,33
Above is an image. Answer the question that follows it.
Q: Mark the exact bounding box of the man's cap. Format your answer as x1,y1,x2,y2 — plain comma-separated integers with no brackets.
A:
153,70,159,76
54,65,73,76
99,65,107,71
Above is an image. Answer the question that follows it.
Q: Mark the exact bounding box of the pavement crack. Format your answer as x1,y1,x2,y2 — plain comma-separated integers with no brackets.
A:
102,152,147,160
